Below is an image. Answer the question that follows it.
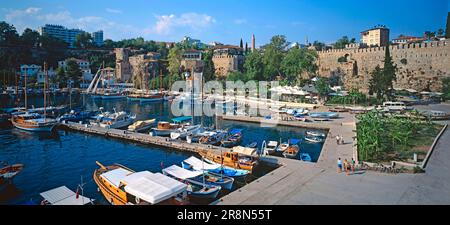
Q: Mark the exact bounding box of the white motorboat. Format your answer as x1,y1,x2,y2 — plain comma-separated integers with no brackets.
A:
97,111,136,129
263,141,278,155
128,119,156,132
170,124,203,140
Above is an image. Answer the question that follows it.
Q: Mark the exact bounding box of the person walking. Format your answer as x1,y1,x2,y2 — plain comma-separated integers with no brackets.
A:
343,159,349,175
341,136,345,145
336,135,341,145
337,158,342,173
351,158,356,173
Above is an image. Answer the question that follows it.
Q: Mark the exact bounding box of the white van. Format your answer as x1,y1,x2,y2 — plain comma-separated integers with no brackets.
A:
381,102,407,111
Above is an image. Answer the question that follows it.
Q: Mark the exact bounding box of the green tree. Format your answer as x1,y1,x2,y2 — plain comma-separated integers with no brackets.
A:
315,77,331,100
446,12,450,39
20,28,40,47
313,41,325,51
202,50,215,81
437,28,444,37
0,21,19,45
243,50,264,81
262,35,287,80
75,32,93,49
167,46,182,83
383,44,397,100
65,59,82,87
442,77,450,100
240,38,243,48
55,67,67,88
334,36,355,49
369,65,385,101
245,42,248,54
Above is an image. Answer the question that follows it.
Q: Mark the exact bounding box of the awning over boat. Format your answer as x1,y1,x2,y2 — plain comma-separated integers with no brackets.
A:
183,156,221,171
231,146,256,156
288,139,301,145
100,168,133,188
40,186,93,205
268,141,278,147
171,116,192,123
121,171,187,205
229,129,243,134
163,165,204,180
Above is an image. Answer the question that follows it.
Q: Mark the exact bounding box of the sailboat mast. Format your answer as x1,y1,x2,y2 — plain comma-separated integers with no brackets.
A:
44,62,47,120
24,66,27,110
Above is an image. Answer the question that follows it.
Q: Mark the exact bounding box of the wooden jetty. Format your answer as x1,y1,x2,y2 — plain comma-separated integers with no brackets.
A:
59,122,228,155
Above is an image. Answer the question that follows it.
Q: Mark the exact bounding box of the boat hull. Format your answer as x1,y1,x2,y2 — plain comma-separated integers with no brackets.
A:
11,120,56,132
99,118,134,129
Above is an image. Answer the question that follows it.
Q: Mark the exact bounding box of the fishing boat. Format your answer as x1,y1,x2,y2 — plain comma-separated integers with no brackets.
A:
57,109,97,123
276,139,301,154
11,113,57,132
187,130,216,143
199,130,227,146
305,136,324,143
170,124,203,140
96,111,136,129
139,92,164,103
198,149,259,173
93,161,188,205
246,142,258,148
181,157,235,189
300,153,312,162
0,163,24,186
150,116,192,137
100,90,126,100
305,130,326,138
127,119,156,132
162,165,222,199
309,112,339,119
221,129,243,148
282,144,300,159
262,141,278,155
40,186,94,205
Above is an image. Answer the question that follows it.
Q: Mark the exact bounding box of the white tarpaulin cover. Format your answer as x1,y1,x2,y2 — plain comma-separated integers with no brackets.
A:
40,186,93,205
100,168,132,188
122,171,186,204
232,146,257,156
163,165,204,180
183,156,221,171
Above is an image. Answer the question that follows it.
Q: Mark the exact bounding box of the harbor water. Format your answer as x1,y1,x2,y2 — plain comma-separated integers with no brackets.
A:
0,94,324,205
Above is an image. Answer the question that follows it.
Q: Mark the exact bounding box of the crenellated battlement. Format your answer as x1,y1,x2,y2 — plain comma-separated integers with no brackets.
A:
318,39,449,55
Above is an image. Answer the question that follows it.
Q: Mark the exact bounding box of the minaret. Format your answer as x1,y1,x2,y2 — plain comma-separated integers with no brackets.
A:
251,34,255,52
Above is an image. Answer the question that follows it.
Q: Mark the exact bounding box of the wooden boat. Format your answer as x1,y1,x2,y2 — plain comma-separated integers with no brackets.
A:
183,157,247,179
1,163,24,186
262,141,278,155
198,149,258,173
282,145,300,159
300,153,312,162
181,157,235,190
128,119,156,132
139,92,164,103
150,117,192,137
276,142,289,153
221,129,243,148
11,113,57,132
199,130,227,146
170,124,203,140
40,186,94,205
305,136,324,143
163,165,222,199
305,130,326,138
100,91,126,100
93,161,188,205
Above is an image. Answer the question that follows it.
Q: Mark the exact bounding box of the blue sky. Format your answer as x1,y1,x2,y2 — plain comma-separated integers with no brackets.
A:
1,0,449,46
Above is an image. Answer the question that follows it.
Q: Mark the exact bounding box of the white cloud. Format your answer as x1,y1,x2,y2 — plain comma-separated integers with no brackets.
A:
105,8,122,14
146,13,216,35
234,19,247,25
2,7,139,40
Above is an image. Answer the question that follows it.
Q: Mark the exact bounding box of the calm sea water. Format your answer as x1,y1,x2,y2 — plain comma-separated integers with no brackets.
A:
0,94,324,205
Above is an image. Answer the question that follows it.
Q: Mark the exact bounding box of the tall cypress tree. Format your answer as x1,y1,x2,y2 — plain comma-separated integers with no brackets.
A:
383,44,397,100
446,12,450,39
240,38,243,48
245,42,248,54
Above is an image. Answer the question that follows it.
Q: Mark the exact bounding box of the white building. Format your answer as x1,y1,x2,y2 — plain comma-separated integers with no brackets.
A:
19,64,56,84
58,58,93,82
38,24,84,48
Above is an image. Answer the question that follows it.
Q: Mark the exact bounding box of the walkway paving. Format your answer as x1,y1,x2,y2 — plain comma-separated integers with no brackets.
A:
218,104,450,205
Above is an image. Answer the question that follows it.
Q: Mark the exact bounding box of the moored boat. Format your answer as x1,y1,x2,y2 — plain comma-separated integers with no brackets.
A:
0,163,24,186
198,149,258,173
305,130,326,138
127,119,156,132
182,156,248,179
300,153,312,162
170,124,203,140
93,161,188,205
40,186,94,205
199,129,227,146
262,141,278,155
11,113,57,132
221,129,243,148
150,116,192,137
305,136,324,143
282,144,300,159
96,111,136,129
309,112,339,119
162,165,222,199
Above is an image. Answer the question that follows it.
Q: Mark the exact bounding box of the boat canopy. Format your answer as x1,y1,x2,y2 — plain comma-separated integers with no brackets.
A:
40,186,93,205
121,171,187,205
268,141,278,147
229,129,243,134
183,156,221,171
289,139,301,145
100,168,133,188
163,165,204,180
231,146,256,156
171,116,192,123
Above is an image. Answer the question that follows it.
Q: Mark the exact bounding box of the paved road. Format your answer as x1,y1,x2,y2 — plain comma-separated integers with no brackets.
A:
218,104,450,205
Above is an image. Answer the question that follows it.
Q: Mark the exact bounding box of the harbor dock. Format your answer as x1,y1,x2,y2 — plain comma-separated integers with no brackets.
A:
59,122,228,155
